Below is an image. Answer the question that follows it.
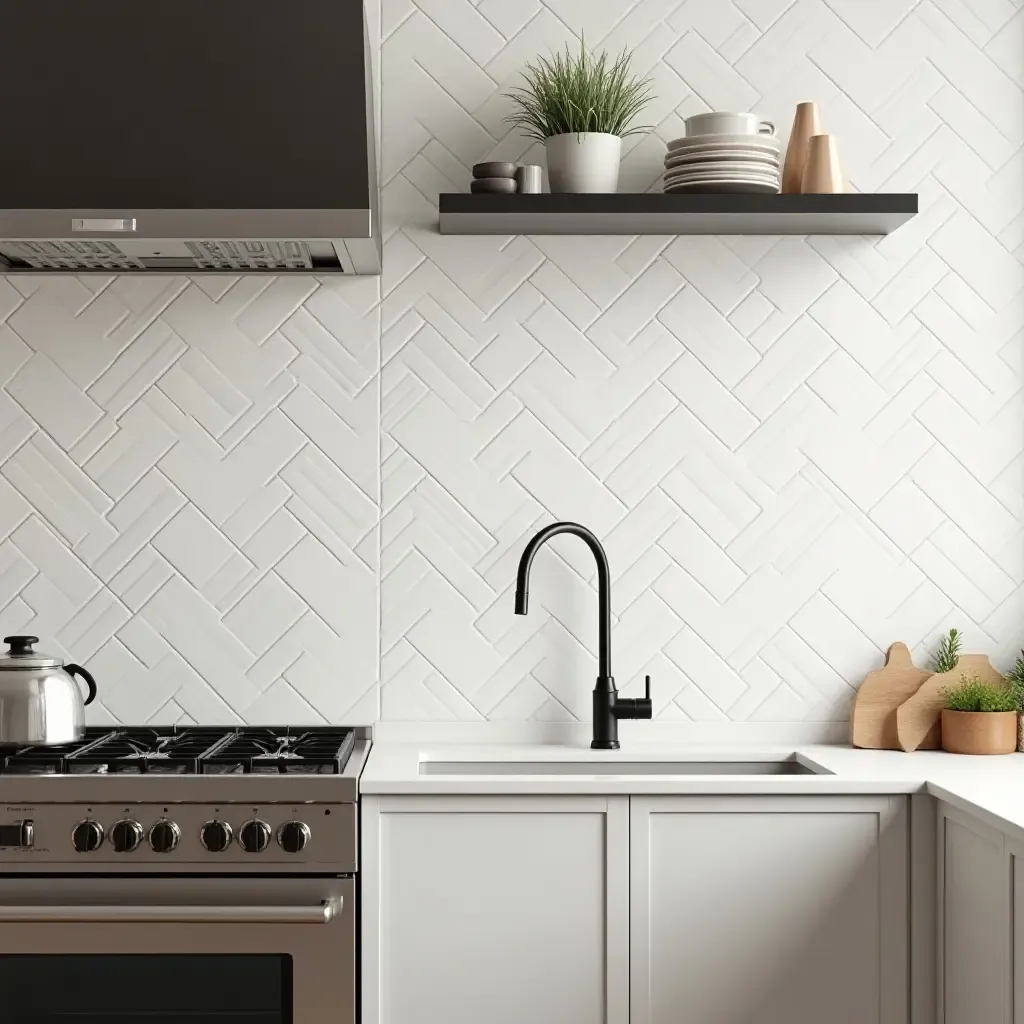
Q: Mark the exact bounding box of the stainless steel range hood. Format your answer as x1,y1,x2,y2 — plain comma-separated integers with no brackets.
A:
0,0,380,275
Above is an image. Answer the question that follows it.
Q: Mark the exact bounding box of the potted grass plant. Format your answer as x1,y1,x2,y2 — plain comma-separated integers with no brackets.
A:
1007,649,1024,751
504,41,653,194
940,675,1017,755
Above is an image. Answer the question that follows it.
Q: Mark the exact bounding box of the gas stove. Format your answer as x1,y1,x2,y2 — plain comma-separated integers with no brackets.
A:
0,725,369,1024
0,725,370,873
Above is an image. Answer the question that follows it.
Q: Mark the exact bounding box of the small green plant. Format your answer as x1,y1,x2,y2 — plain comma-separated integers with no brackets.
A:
942,675,1016,713
504,40,654,142
932,628,963,673
1006,649,1024,712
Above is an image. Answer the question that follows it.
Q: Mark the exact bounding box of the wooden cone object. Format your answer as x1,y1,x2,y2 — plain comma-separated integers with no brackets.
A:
781,102,821,194
850,643,930,749
895,655,1006,752
801,134,846,193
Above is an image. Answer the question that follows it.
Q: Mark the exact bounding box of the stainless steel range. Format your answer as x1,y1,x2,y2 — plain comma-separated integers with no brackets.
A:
0,725,369,1024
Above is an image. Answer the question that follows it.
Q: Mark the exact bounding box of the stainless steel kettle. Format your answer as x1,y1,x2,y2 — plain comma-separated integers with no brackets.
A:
0,635,98,746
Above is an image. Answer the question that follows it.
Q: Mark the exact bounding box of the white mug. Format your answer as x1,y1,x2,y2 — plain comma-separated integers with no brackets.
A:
685,112,776,137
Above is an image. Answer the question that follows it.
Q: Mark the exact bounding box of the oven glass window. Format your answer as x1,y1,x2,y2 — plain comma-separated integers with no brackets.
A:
2,954,292,1023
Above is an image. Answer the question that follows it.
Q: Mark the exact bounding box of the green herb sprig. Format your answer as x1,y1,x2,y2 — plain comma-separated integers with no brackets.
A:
1005,649,1024,713
932,628,962,674
504,41,654,143
942,675,1016,713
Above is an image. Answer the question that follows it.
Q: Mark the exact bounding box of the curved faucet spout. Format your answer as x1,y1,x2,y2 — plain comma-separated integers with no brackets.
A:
514,522,612,679
514,521,652,749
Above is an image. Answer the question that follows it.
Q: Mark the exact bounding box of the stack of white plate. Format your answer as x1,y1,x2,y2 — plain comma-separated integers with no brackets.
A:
663,133,781,194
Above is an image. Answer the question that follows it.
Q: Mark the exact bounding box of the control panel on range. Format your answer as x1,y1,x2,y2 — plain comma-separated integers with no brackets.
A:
0,804,354,865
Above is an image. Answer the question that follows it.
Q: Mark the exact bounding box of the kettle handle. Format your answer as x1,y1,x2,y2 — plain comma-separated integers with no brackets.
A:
64,664,97,706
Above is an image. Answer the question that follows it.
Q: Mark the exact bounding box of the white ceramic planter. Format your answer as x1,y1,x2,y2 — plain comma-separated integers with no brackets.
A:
544,132,622,193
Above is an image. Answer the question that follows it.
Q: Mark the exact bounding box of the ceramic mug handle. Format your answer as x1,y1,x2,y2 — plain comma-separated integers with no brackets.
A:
758,120,776,136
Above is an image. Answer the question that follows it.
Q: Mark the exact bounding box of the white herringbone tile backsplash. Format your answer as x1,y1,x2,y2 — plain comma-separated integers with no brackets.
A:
1,0,1022,729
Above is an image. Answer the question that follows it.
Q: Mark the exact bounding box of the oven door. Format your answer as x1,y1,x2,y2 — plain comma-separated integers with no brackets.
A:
0,876,354,1024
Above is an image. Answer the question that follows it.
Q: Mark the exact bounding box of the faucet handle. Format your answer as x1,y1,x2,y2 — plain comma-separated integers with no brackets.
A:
614,676,653,722
639,675,653,719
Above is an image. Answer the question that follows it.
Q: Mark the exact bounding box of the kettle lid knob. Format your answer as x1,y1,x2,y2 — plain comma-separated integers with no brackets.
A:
3,636,39,656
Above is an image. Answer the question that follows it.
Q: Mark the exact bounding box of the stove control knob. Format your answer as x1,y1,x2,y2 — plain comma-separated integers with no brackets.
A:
200,820,233,853
238,819,272,854
148,819,181,854
277,821,311,854
110,819,144,853
72,820,104,853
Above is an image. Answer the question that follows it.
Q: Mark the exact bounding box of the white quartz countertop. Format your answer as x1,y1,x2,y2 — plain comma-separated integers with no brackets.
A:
361,742,1024,842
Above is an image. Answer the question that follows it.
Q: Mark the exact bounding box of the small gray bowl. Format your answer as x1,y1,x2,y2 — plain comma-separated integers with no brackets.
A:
473,161,518,180
471,177,517,194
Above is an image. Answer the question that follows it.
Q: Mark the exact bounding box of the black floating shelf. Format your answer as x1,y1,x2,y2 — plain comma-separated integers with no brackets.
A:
439,192,918,236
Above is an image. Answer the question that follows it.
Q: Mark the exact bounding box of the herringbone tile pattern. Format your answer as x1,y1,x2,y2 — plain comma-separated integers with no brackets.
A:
0,0,1021,727
379,0,1024,723
0,273,381,725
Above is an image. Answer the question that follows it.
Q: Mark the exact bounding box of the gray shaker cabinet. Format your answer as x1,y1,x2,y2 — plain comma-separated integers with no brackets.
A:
363,794,909,1024
362,795,629,1024
628,795,908,1024
937,801,1015,1024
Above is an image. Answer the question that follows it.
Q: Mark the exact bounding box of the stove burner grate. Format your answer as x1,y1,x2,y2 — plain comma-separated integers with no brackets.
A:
202,728,356,775
67,728,234,774
0,729,110,774
0,726,357,775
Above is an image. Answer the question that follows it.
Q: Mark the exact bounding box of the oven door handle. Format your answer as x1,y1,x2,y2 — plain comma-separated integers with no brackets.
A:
0,898,341,924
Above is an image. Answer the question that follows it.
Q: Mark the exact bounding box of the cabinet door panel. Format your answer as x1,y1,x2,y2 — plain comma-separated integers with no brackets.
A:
1013,843,1024,1024
938,805,1011,1024
365,795,628,1024
630,796,907,1024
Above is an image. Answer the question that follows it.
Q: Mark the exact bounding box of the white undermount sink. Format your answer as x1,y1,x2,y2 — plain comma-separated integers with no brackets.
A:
418,756,830,776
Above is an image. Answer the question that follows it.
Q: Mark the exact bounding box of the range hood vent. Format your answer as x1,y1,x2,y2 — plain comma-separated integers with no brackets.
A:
0,240,337,273
0,0,381,275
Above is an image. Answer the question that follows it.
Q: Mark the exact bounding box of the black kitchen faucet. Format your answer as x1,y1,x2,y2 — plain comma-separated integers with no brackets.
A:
514,522,653,749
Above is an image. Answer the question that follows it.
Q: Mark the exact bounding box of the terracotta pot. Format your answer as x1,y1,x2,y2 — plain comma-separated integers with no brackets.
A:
781,102,821,194
941,710,1017,755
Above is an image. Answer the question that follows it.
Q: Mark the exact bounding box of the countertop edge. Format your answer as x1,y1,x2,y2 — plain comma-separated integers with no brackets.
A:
925,781,1024,847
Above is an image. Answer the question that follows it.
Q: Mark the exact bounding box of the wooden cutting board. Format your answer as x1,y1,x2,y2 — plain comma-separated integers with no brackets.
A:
895,655,1006,752
850,642,930,749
